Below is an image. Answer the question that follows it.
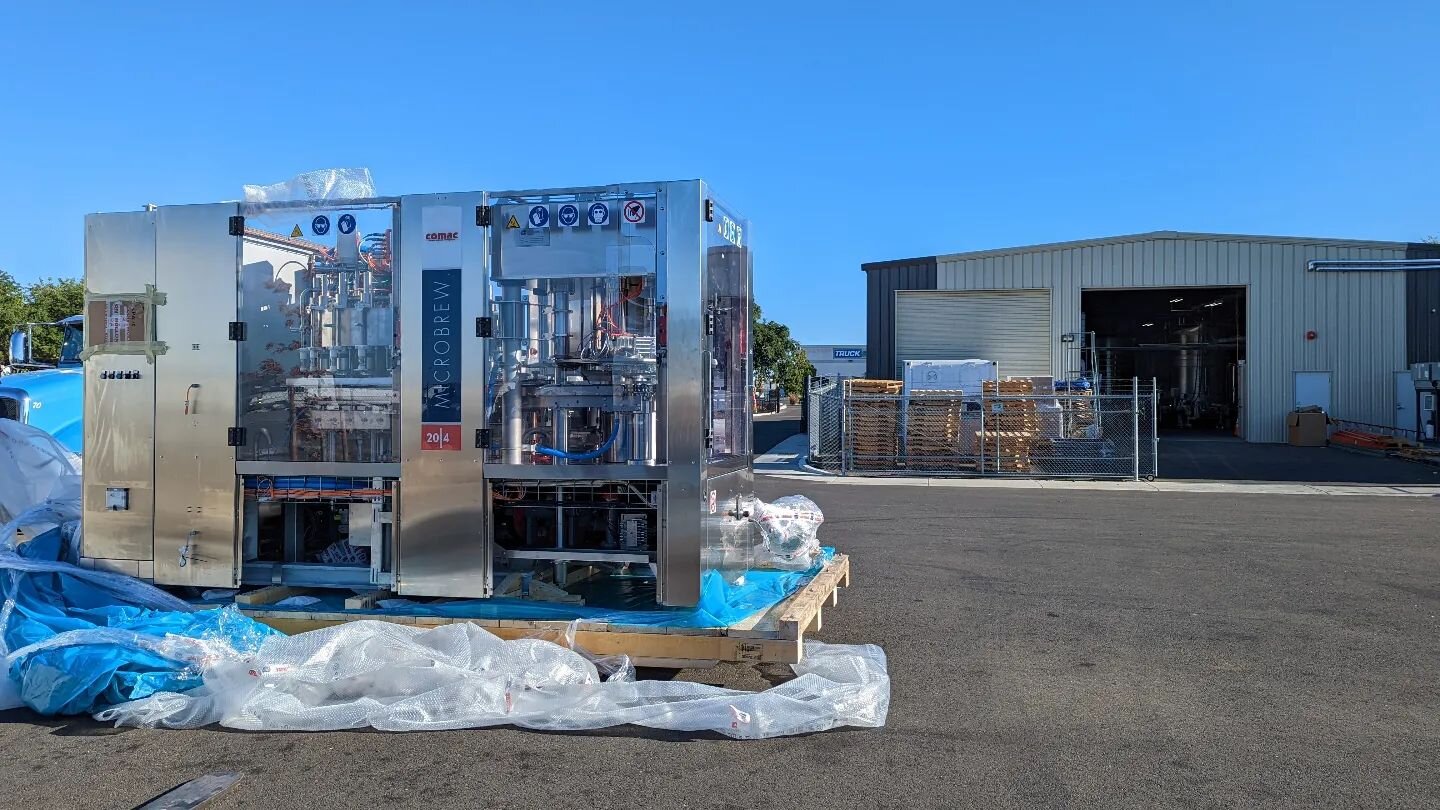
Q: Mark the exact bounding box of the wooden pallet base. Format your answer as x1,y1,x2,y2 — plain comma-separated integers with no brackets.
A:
235,554,851,669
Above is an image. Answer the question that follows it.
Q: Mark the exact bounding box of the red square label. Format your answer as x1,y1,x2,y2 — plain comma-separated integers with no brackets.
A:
421,424,461,451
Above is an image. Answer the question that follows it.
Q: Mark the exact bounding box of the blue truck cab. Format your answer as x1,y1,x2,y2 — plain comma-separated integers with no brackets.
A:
1,315,84,453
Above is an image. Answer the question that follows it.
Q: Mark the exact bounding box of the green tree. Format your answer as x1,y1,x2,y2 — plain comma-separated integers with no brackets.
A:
24,277,85,363
0,270,26,363
751,302,816,399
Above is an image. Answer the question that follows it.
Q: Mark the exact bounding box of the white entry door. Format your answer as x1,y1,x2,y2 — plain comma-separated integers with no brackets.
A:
1395,371,1415,432
1294,371,1332,412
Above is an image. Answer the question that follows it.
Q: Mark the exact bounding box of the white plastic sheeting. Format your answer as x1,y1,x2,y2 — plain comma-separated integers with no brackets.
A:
242,168,376,203
752,495,825,569
96,620,890,738
0,419,81,537
1,421,85,711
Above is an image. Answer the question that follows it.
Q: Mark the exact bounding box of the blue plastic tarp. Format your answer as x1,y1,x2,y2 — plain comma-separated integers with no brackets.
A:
3,532,832,716
1,529,278,715
365,551,834,627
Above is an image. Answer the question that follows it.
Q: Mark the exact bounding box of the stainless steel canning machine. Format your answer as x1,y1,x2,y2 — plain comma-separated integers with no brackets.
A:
80,181,754,605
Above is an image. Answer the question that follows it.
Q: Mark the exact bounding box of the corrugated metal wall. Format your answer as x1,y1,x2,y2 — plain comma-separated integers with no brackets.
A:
932,234,1409,443
1406,243,1440,365
863,256,937,379
894,290,1052,376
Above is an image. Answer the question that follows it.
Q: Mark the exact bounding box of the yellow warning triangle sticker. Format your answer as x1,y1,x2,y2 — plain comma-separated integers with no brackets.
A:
290,225,303,238
505,214,520,229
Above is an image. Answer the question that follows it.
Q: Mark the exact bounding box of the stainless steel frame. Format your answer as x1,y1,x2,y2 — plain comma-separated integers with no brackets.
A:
660,181,705,605
395,192,491,597
150,204,242,588
81,210,158,568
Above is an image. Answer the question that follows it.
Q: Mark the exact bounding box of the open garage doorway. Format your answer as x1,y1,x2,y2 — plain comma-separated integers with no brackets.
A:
1081,287,1246,436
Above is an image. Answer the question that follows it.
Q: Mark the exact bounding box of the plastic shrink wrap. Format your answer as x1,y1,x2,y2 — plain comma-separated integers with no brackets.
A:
242,168,375,203
96,622,888,739
751,495,825,570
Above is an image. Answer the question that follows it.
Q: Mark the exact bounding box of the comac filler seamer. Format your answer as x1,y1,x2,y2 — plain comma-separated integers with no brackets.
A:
79,181,755,605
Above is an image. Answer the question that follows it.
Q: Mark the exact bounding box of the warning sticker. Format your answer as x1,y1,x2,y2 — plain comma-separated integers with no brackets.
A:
505,214,520,229
623,200,646,223
290,225,303,238
556,203,579,227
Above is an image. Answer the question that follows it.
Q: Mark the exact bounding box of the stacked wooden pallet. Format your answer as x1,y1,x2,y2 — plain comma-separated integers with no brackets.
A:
1395,446,1440,466
844,379,902,469
226,555,854,667
906,390,977,471
1058,389,1096,438
980,379,1041,472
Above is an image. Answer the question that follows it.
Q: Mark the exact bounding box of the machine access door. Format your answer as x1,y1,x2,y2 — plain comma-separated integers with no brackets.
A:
394,192,492,597
152,203,242,588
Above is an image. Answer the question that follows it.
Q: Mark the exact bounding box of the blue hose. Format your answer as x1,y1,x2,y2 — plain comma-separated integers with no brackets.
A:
535,419,622,461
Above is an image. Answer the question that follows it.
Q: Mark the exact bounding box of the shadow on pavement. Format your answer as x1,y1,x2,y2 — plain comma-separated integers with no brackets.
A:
753,409,803,455
1160,438,1440,485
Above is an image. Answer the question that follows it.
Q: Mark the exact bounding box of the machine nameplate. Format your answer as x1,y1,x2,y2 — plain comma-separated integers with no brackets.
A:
421,267,462,451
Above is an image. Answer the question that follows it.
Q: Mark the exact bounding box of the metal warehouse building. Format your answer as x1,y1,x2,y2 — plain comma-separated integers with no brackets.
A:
804,344,867,380
864,232,1440,443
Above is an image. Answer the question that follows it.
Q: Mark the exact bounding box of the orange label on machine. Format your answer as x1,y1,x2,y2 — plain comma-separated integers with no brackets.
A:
421,424,462,451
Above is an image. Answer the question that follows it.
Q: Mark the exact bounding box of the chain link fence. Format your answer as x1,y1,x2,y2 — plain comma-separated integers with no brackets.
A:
807,377,845,469
807,377,1158,479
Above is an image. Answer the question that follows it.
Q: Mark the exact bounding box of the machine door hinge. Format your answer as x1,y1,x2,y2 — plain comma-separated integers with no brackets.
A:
476,316,493,338
705,309,715,336
227,427,247,447
476,205,491,227
227,321,247,341
704,428,714,449
228,215,245,236
704,198,715,222
475,428,492,449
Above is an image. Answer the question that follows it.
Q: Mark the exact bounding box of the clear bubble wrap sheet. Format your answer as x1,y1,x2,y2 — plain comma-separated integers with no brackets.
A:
0,419,82,535
96,620,889,738
242,168,376,203
752,495,825,569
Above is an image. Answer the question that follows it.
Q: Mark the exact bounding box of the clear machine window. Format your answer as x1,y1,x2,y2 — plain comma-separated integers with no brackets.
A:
705,205,751,461
236,203,398,463
485,192,662,467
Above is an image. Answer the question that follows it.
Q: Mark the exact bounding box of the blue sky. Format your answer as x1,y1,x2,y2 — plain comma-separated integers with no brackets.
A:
1,2,1436,344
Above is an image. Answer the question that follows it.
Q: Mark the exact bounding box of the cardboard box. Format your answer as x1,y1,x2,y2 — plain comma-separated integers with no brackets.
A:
1287,411,1328,446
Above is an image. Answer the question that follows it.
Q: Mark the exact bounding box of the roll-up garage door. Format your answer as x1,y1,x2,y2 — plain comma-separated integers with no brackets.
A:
895,290,1052,377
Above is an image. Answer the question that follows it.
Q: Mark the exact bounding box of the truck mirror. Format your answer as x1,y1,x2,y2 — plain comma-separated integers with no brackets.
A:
7,329,28,366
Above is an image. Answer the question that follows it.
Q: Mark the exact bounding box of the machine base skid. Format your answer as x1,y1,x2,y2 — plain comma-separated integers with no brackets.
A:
222,554,850,668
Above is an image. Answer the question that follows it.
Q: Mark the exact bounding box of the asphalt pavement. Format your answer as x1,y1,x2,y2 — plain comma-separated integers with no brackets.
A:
753,407,804,455
3,480,1439,808
1158,436,1440,484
